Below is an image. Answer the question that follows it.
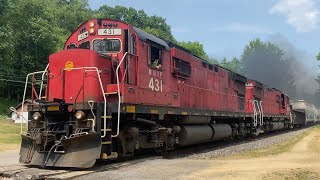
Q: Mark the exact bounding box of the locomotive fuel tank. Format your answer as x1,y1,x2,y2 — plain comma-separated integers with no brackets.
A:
270,121,285,131
177,124,232,146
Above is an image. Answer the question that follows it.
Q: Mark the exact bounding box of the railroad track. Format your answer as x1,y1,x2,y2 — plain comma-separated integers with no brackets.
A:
0,156,161,180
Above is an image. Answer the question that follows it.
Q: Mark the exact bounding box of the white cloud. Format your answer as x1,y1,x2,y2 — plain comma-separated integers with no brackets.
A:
270,0,320,32
210,22,273,34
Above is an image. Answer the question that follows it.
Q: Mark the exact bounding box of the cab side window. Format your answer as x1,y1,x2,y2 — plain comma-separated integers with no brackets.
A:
79,41,90,49
66,43,77,49
129,34,136,54
149,46,162,69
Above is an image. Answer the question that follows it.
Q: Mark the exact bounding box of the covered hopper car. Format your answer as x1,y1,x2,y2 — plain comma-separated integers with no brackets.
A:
291,100,320,126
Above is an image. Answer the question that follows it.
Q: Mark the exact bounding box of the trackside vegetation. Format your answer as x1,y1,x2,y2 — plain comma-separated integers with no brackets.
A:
0,116,21,151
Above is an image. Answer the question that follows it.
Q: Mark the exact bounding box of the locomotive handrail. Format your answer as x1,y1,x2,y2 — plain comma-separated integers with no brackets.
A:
115,52,138,138
21,70,49,134
259,101,264,125
252,100,257,127
62,67,107,138
252,100,261,127
256,100,261,126
252,100,264,127
39,64,49,100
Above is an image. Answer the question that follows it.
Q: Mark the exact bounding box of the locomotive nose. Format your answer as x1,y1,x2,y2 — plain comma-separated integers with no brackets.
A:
48,49,111,103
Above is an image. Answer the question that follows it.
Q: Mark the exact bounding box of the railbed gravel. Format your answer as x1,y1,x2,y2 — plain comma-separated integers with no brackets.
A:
76,127,312,180
186,127,310,160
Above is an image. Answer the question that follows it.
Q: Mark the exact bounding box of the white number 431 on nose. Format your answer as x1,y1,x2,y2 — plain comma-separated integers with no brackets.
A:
149,78,163,92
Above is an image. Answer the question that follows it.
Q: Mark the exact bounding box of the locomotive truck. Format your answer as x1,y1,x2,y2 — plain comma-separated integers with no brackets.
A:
20,18,293,168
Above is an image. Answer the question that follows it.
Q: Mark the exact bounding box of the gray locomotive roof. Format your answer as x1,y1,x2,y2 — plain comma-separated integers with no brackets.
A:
133,27,170,51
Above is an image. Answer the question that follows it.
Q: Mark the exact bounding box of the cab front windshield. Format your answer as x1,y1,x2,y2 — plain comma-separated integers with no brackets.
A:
93,39,121,54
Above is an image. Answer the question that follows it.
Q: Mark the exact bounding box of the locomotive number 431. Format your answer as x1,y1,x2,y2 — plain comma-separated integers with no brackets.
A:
149,78,163,92
97,28,122,36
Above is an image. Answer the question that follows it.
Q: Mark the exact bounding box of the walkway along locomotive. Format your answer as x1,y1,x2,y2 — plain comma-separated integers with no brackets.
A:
19,18,293,168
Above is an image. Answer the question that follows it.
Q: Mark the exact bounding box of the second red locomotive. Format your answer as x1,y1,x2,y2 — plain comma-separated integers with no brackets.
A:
20,18,292,168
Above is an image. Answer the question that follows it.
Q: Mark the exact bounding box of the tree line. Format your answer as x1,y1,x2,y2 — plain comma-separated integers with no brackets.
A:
0,0,319,106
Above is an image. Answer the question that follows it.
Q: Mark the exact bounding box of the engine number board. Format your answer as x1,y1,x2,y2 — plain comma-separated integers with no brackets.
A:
98,28,122,36
78,31,88,41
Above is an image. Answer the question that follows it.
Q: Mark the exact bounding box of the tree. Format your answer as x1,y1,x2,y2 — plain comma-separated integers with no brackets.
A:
95,5,175,42
240,38,296,96
5,0,93,74
317,52,320,61
56,0,93,33
0,0,14,73
219,57,241,74
208,57,219,64
0,0,16,99
177,41,208,60
95,5,211,59
0,0,93,100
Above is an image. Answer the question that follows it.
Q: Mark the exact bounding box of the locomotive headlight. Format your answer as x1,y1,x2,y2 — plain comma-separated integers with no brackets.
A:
75,110,85,120
89,28,95,34
32,112,42,121
89,21,95,28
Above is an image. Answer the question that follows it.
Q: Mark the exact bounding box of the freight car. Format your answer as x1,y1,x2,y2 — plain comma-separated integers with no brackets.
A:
19,18,292,168
291,100,319,126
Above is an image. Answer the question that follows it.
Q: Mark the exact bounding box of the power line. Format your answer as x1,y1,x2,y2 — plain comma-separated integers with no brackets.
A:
0,79,27,84
0,73,45,79
0,74,27,79
0,83,31,88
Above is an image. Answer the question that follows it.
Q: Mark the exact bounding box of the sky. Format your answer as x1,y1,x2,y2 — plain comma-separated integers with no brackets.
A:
88,0,320,61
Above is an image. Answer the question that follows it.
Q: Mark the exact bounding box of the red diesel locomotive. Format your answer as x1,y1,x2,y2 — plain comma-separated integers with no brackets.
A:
20,18,291,168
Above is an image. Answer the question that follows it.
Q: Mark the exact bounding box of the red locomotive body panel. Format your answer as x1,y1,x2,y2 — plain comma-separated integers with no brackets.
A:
166,47,246,112
245,79,290,117
55,18,247,115
48,49,111,103
45,18,293,119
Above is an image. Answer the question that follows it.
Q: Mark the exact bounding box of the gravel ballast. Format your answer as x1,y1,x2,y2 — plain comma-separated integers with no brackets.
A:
186,127,310,160
0,127,313,180
76,127,312,180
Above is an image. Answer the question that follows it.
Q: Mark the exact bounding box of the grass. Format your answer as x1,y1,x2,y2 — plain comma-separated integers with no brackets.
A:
0,116,21,151
264,168,320,180
230,126,319,158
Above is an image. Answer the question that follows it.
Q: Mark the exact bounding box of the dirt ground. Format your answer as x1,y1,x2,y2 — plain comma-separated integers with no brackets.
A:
0,150,19,166
182,129,320,180
79,128,320,180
